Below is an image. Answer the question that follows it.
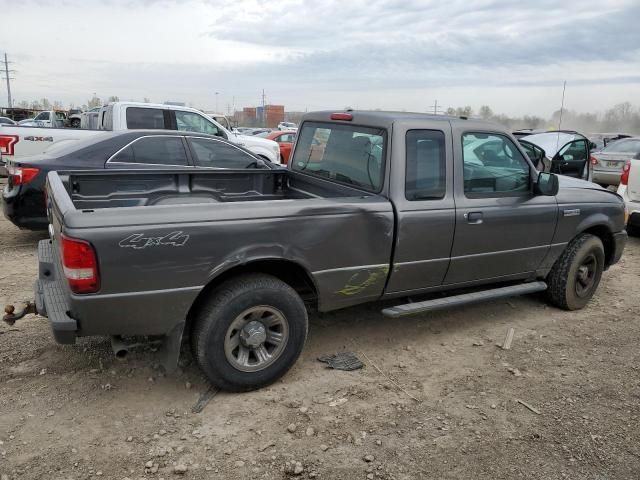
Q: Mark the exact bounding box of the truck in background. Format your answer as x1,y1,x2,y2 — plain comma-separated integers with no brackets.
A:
0,102,281,164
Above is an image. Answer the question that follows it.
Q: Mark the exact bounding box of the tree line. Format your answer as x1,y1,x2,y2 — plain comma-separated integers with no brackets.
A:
446,102,640,134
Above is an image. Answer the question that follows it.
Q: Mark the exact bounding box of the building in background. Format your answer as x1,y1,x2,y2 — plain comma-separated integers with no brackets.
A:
236,105,285,128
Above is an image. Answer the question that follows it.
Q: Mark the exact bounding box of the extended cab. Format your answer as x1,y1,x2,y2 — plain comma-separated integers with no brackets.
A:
17,111,627,392
0,102,281,163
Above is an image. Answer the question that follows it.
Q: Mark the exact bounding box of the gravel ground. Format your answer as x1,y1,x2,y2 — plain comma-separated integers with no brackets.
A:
0,191,639,479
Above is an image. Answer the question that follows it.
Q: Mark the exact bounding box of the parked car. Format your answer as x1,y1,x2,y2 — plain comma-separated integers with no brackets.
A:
0,102,281,164
617,157,640,236
591,137,640,187
277,121,298,131
67,108,83,128
258,131,296,164
518,131,593,181
14,111,626,392
0,116,17,126
2,130,273,230
588,133,632,152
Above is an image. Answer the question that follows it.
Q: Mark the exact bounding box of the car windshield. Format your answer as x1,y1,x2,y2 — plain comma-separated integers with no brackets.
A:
291,121,386,192
601,138,640,153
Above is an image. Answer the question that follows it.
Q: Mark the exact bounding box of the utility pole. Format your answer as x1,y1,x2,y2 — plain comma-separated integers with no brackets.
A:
428,99,445,115
2,53,16,108
261,89,266,108
215,92,219,113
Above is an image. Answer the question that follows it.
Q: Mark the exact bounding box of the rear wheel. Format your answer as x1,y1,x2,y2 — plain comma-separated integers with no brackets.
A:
546,233,605,310
191,274,308,392
71,118,81,128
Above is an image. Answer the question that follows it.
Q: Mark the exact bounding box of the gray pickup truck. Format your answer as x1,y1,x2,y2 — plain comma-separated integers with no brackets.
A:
7,111,627,391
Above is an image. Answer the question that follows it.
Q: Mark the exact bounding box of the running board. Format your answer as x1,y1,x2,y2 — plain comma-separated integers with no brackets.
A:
382,281,548,319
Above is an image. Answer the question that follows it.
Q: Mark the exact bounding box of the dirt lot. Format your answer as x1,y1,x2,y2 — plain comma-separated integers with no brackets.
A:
0,206,639,480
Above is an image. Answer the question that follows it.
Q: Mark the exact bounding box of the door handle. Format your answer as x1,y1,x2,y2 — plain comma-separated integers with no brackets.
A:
464,211,483,224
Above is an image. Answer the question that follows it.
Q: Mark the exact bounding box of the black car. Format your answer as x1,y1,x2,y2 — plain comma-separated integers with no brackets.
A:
2,130,273,230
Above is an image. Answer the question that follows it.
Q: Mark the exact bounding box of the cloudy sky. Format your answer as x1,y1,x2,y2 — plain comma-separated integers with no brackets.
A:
1,0,638,116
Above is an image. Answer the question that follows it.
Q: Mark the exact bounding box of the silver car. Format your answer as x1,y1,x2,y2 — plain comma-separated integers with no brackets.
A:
592,137,640,187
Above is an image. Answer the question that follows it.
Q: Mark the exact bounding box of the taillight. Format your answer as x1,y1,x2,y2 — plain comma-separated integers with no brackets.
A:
0,135,19,156
620,160,631,186
590,155,599,166
8,165,40,186
60,234,99,294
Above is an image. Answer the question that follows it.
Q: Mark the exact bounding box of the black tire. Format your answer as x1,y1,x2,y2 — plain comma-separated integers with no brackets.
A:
71,118,81,128
546,233,605,310
191,273,308,392
626,224,639,237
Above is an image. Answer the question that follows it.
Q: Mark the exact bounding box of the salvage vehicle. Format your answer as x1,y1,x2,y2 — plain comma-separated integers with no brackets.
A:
519,131,593,181
617,156,640,236
7,111,626,392
0,102,281,164
0,116,17,126
3,130,274,230
592,137,640,187
259,130,296,164
589,132,632,152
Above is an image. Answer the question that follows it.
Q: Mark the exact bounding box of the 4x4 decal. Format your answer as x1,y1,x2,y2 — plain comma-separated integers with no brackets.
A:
119,231,189,249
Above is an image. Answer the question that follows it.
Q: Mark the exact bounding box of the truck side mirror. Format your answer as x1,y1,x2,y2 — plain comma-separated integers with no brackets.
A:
535,172,559,196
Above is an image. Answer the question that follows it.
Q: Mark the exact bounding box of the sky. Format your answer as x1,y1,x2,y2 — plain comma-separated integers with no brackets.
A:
1,0,639,117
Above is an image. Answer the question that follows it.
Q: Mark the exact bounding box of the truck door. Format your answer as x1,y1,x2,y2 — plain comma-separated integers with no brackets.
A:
444,128,557,285
385,123,456,294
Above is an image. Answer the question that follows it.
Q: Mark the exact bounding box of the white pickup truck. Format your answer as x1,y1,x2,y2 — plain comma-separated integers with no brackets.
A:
618,156,640,236
0,102,281,163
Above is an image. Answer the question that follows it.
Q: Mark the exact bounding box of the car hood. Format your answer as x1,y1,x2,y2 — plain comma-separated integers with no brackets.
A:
556,175,622,203
236,134,278,148
557,175,603,190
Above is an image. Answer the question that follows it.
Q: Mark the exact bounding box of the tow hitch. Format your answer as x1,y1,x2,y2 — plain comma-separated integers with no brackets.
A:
3,303,37,326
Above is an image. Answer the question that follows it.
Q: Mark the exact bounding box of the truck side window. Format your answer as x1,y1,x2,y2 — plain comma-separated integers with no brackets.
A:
462,133,530,197
405,130,446,200
111,136,188,166
176,111,223,138
35,111,50,121
126,108,166,129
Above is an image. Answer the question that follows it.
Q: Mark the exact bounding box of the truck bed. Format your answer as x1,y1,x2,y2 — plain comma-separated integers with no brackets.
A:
55,169,368,211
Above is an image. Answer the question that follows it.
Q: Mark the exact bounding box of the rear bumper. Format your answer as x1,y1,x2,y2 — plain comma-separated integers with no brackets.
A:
35,239,77,344
2,187,48,230
592,170,621,186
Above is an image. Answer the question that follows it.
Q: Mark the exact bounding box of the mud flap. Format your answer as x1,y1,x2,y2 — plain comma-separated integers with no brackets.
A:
158,322,185,374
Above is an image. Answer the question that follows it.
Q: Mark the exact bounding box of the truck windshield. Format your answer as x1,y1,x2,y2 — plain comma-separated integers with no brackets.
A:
291,121,386,192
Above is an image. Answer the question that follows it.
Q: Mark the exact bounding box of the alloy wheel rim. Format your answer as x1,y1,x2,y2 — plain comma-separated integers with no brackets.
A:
224,306,289,372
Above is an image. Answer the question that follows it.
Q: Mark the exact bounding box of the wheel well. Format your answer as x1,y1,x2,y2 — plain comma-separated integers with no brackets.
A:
583,225,614,265
185,259,317,335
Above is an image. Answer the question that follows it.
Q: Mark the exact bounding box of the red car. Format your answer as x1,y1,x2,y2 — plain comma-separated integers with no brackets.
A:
262,131,296,164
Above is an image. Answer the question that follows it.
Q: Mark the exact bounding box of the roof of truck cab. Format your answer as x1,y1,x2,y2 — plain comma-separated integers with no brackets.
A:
302,110,506,131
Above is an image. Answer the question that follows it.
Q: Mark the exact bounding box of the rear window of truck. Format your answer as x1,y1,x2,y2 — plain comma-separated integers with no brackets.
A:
291,121,386,192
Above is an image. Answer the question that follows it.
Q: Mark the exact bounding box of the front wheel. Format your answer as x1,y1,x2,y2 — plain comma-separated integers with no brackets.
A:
546,233,605,310
71,118,81,128
191,273,308,392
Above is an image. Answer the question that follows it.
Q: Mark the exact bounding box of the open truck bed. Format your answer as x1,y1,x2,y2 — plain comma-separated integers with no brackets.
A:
43,168,395,340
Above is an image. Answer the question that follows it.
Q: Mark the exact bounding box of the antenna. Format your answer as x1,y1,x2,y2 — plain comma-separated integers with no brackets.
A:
556,80,567,152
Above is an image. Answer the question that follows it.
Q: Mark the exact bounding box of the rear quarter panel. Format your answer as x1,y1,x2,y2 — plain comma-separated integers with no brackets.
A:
59,196,394,335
